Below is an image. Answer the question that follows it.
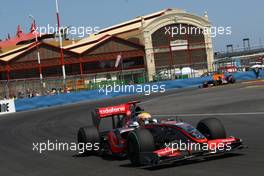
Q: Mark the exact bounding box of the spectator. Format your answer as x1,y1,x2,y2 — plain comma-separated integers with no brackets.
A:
253,67,260,79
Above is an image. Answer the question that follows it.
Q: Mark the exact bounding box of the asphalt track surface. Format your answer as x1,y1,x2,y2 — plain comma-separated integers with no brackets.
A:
0,82,264,176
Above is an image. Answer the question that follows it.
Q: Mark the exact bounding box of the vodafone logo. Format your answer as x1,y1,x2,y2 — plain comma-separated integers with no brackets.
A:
99,106,126,116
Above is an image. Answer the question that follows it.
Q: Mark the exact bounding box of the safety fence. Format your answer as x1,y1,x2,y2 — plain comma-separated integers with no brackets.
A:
14,70,264,112
1,61,262,100
154,62,209,81
14,76,212,112
0,63,212,99
0,70,147,100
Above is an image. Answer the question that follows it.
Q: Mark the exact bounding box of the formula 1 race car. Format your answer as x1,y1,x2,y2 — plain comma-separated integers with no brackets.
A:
200,72,235,88
77,101,244,166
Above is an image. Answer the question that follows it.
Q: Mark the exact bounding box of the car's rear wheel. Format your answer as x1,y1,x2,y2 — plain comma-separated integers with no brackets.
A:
77,126,100,155
127,128,155,166
197,118,226,140
227,75,235,84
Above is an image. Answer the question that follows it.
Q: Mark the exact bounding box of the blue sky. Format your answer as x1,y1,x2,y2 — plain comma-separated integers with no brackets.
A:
0,0,263,51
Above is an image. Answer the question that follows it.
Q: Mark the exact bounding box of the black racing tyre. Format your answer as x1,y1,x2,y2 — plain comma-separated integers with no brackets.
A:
197,118,226,140
77,126,100,155
213,80,219,86
227,75,235,84
127,128,155,166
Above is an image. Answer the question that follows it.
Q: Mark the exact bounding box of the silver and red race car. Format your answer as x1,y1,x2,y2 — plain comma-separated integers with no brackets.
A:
77,101,244,166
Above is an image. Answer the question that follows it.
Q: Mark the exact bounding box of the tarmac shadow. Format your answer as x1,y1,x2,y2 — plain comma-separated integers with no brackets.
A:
120,153,244,170
72,153,127,161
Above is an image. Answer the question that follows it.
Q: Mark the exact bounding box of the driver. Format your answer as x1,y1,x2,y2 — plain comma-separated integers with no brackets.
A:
137,112,157,125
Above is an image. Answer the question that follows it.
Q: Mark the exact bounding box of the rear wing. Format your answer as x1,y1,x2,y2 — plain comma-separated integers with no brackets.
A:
91,104,131,128
98,104,130,118
91,101,142,128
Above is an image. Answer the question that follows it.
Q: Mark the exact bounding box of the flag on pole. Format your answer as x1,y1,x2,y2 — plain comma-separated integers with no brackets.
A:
115,54,122,68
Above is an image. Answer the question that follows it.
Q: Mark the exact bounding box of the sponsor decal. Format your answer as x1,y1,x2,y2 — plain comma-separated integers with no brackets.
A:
98,105,127,117
0,99,16,115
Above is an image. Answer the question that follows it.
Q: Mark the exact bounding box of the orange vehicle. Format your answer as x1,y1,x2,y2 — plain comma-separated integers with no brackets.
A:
213,73,225,81
200,71,235,88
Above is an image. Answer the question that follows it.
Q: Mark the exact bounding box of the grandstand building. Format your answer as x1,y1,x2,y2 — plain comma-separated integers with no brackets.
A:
0,8,214,83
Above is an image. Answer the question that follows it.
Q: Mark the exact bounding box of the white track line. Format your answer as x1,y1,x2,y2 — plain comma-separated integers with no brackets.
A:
153,112,264,117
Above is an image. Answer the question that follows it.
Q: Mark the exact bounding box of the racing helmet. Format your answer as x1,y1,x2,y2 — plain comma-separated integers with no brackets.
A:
137,112,152,125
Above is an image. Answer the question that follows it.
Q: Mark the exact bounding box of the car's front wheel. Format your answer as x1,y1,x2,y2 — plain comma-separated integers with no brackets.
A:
127,128,155,166
197,118,226,140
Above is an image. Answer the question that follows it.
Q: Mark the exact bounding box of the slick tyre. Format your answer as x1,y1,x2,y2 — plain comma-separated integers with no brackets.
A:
77,126,100,155
197,118,226,140
127,128,155,166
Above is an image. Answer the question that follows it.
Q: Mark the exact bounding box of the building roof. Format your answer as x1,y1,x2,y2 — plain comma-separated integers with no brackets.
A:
0,23,73,55
44,39,79,47
66,34,112,53
0,42,78,63
0,44,32,62
67,34,145,54
65,8,186,49
0,8,192,62
0,24,38,49
96,8,181,35
64,33,112,50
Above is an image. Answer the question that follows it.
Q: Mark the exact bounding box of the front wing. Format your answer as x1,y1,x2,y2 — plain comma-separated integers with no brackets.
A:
139,138,244,166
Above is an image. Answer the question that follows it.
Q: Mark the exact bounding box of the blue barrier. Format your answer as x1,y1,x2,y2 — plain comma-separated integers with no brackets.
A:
231,70,261,80
15,70,264,112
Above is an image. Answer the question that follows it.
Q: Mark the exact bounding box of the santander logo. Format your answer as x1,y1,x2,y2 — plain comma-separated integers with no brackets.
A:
99,105,126,116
